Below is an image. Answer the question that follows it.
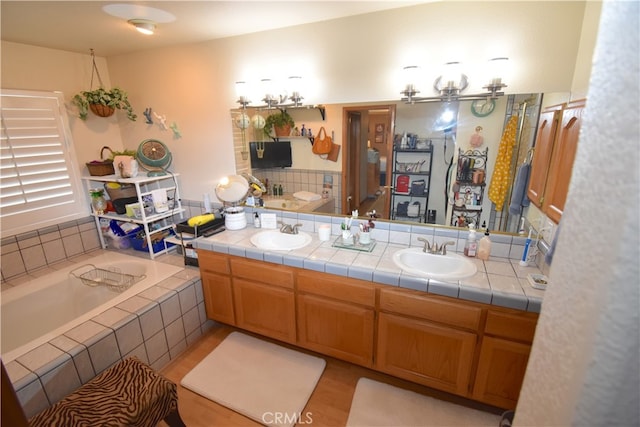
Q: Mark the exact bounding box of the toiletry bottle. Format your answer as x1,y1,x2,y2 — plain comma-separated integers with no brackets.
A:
254,212,260,228
477,228,492,260
278,184,283,196
273,184,278,196
464,224,477,257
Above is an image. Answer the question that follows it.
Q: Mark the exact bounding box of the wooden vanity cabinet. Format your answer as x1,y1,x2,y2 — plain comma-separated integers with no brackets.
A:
375,288,481,396
230,258,297,344
197,250,235,325
472,309,539,409
197,251,539,409
296,271,376,367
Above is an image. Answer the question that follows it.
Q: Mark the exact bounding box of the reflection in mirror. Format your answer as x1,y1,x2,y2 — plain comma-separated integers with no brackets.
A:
232,94,546,236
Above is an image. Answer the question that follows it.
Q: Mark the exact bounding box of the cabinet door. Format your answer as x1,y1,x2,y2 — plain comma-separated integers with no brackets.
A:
297,293,374,367
543,99,585,222
198,250,234,324
376,312,477,396
233,278,296,344
201,271,235,325
527,106,562,207
472,336,532,409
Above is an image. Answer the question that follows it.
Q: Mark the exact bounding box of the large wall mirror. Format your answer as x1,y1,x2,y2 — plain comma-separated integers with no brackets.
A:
232,92,569,236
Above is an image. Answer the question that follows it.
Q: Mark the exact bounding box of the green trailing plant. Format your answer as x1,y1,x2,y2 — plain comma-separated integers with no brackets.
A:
264,109,295,137
109,149,137,159
72,87,137,121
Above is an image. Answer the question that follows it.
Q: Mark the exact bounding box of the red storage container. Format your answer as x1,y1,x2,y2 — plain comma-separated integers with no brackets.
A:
395,174,410,194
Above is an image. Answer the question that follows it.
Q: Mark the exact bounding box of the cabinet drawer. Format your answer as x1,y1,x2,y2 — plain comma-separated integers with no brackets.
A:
197,250,230,275
485,310,538,343
297,271,375,307
230,258,294,289
379,288,482,331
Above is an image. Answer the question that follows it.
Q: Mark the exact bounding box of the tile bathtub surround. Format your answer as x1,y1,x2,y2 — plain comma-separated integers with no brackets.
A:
1,217,102,284
4,260,213,419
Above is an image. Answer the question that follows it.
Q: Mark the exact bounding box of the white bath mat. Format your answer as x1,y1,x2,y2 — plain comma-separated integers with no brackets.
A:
346,378,500,427
181,332,325,427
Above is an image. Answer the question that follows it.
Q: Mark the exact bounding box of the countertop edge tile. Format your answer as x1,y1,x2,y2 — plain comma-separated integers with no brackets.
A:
194,229,543,312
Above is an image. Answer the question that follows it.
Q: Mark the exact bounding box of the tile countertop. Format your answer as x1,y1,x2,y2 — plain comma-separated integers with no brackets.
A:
192,219,545,313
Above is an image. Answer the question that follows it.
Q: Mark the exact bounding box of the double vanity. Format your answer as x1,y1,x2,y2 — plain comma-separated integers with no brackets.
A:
193,217,543,409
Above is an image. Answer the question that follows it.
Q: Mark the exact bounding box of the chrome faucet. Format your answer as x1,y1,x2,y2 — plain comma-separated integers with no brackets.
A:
417,237,456,255
280,222,303,235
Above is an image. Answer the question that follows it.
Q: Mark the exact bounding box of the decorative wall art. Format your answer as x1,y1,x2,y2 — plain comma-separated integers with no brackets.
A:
374,123,385,144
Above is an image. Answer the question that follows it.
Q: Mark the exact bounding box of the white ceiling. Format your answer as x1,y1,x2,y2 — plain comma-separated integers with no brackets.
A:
1,1,429,57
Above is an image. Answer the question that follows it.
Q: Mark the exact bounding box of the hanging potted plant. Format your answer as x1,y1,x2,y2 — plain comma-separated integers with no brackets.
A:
71,49,137,121
72,87,137,121
264,110,295,138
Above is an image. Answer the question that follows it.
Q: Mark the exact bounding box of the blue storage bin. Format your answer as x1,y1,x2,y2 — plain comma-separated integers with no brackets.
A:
127,228,175,253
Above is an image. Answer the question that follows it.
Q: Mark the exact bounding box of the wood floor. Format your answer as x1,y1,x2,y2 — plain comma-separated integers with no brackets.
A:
159,323,503,427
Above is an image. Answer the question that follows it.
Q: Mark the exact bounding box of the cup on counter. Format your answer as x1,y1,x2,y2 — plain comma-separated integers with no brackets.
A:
318,224,331,241
359,232,371,245
342,230,353,245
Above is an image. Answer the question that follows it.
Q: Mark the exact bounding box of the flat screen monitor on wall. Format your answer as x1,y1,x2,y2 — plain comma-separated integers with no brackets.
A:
249,141,292,169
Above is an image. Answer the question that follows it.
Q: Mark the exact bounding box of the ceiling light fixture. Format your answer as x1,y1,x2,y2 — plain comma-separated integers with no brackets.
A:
401,58,509,104
128,19,156,35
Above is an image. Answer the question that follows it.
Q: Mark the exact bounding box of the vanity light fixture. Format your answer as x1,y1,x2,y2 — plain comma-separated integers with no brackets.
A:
401,58,509,104
236,76,306,109
235,81,251,108
128,19,156,35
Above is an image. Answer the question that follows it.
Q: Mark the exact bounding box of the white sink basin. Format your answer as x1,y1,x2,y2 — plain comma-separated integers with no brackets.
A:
392,247,477,281
263,199,304,210
250,230,312,251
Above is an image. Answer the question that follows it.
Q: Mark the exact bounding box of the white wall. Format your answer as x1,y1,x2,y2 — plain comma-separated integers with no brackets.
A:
515,1,639,425
101,1,590,202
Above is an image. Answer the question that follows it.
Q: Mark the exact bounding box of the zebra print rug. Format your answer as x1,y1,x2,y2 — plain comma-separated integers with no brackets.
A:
181,332,326,427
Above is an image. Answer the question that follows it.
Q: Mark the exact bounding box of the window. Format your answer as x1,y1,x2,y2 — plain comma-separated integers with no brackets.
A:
1,89,86,237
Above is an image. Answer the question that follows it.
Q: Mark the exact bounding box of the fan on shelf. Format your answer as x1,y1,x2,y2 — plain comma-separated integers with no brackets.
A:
137,139,172,176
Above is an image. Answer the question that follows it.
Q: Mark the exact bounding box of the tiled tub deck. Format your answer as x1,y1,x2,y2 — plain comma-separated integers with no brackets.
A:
2,250,212,419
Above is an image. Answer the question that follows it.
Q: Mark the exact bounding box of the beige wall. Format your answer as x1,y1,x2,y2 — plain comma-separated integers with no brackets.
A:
1,42,125,169
1,1,596,204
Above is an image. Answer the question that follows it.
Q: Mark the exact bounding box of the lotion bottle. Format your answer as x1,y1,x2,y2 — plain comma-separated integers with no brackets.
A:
477,229,492,260
464,224,477,257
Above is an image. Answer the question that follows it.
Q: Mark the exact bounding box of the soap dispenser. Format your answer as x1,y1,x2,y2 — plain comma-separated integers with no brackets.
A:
477,228,492,260
464,224,477,257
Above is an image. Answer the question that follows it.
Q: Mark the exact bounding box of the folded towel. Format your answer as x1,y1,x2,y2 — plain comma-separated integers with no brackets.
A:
508,163,531,215
293,191,321,202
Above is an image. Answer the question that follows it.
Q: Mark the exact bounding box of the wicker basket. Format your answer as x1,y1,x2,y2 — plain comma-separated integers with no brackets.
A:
90,104,115,118
104,183,137,200
86,146,115,176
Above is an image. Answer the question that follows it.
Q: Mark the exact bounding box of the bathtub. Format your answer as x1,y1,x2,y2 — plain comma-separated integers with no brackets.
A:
1,251,181,363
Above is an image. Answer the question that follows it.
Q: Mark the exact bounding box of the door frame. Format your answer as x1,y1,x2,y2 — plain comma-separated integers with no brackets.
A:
341,104,396,217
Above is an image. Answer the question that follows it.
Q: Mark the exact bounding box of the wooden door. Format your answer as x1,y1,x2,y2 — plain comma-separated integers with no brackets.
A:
527,104,563,207
543,99,586,222
297,293,374,367
472,336,532,409
376,312,477,396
